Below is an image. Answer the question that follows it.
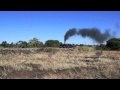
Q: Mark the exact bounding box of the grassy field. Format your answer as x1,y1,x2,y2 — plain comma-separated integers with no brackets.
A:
0,47,120,79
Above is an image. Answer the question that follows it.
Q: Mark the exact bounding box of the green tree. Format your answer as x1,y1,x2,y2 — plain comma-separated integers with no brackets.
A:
106,38,120,50
28,37,43,48
16,41,28,48
37,42,44,48
45,40,61,47
1,41,8,48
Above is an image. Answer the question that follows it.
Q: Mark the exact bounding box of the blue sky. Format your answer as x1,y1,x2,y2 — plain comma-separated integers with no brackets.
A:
0,11,120,45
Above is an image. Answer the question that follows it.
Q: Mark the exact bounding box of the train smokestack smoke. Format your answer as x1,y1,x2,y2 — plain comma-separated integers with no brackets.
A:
77,28,111,44
64,27,111,44
64,28,77,43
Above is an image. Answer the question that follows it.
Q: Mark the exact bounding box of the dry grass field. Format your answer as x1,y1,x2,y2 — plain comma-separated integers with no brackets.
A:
0,47,120,79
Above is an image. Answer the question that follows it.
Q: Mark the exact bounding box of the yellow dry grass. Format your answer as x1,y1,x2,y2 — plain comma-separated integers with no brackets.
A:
0,48,120,79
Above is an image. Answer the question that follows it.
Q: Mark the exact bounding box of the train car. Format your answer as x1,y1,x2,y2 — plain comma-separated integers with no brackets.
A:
60,44,76,48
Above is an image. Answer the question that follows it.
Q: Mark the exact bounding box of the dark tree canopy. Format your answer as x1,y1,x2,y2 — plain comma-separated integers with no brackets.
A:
16,41,28,48
106,38,120,50
45,40,61,47
1,41,8,48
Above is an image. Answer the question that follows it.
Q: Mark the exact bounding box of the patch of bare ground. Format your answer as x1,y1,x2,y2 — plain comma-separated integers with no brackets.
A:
0,48,120,79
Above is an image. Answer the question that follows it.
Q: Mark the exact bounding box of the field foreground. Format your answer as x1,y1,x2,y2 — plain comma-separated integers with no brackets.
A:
0,48,120,79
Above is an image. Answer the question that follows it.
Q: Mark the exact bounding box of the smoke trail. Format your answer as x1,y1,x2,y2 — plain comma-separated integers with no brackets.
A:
64,27,113,44
77,28,111,44
64,28,77,43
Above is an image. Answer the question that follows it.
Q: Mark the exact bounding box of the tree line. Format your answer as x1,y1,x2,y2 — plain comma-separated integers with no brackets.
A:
0,37,62,48
0,37,120,51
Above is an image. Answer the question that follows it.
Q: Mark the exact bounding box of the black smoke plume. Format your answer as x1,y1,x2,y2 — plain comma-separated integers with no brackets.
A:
64,28,77,43
77,28,111,44
64,28,111,44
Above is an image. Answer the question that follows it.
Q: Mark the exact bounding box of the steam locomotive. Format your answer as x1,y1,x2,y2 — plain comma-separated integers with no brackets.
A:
59,44,95,48
60,44,84,48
